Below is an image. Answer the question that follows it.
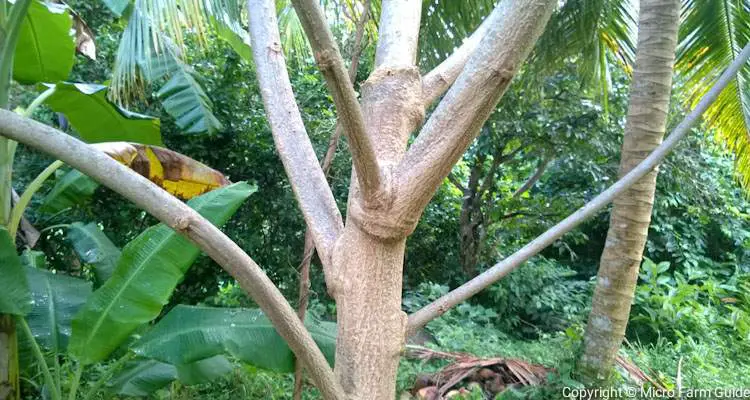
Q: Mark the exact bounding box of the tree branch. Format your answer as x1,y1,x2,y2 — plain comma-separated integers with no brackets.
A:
476,148,510,200
247,0,343,270
421,15,493,106
374,0,422,67
394,0,556,223
289,0,382,200
405,41,750,334
511,156,551,199
0,110,346,400
293,4,371,397
446,173,467,194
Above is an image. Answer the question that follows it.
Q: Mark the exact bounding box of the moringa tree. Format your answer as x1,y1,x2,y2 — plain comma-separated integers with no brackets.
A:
2,0,750,399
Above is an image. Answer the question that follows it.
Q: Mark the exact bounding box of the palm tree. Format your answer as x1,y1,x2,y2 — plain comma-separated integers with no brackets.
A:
579,0,750,381
581,0,679,378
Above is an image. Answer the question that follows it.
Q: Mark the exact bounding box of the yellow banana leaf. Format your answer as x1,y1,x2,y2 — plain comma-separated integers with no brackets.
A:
92,142,230,200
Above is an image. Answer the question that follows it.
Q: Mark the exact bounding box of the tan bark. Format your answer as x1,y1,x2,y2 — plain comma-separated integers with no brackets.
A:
580,0,680,382
293,4,371,397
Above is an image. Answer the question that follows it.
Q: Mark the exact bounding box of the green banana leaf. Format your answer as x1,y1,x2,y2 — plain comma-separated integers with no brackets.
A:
141,53,222,134
69,182,255,364
40,169,99,214
175,355,234,385
107,359,177,397
67,222,121,285
25,265,92,353
133,305,337,373
0,227,31,315
13,0,75,84
44,83,162,145
214,20,252,63
108,356,233,396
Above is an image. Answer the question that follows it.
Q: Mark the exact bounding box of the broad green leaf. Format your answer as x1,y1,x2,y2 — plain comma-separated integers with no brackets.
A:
45,83,162,145
68,222,121,285
12,0,75,84
101,0,130,17
133,305,336,373
215,20,252,63
25,266,92,353
0,227,31,315
41,169,99,214
69,182,256,364
107,359,177,397
141,54,222,134
107,356,233,396
175,355,234,385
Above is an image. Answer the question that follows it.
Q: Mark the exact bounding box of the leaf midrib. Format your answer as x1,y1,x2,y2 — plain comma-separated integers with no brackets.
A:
79,227,185,360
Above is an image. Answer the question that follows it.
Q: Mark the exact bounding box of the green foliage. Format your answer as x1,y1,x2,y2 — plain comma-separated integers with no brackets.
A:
24,261,92,353
12,0,75,84
631,258,750,349
69,182,254,364
141,52,222,134
107,356,235,396
107,359,179,397
44,82,162,145
677,0,750,187
133,305,336,373
100,0,130,17
40,169,98,213
0,226,31,315
486,258,592,334
67,222,121,285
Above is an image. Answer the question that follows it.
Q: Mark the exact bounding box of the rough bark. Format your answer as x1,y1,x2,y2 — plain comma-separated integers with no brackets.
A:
330,3,553,398
0,110,346,400
458,155,485,278
293,4,370,397
421,16,492,106
247,0,344,275
290,0,382,201
329,2,424,397
395,0,556,229
579,0,680,381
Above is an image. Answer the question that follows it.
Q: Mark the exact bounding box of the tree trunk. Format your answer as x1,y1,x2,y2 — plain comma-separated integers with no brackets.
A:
331,224,407,399
579,0,679,382
458,158,484,278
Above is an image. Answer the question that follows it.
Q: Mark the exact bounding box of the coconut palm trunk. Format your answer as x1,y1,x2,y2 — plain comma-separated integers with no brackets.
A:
579,0,680,382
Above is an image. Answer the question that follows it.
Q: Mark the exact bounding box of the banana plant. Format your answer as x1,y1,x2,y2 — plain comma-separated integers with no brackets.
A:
1,181,260,399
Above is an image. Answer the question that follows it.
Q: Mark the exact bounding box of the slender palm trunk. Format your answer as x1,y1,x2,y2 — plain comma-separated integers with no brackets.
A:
579,0,679,382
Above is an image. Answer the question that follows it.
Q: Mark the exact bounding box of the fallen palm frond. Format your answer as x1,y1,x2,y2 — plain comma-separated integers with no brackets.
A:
405,346,553,399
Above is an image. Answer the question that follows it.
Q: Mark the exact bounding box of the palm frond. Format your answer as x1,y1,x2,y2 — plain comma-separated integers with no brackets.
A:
530,0,637,104
110,0,319,108
277,0,312,63
418,0,495,70
676,0,750,187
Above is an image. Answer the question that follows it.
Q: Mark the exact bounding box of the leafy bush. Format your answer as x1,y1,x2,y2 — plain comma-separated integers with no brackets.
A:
630,257,750,354
485,257,593,335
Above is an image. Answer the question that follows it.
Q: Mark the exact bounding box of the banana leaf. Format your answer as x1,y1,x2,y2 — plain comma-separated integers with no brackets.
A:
134,305,336,373
69,182,255,364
